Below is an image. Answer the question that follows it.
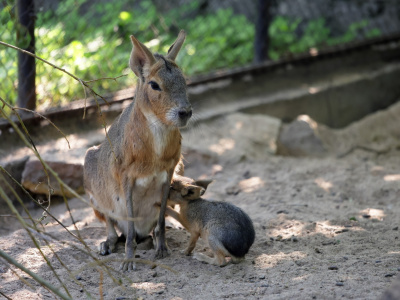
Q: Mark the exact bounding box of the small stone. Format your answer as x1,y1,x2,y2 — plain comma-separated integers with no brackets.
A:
385,273,395,277
335,229,349,234
150,264,157,269
336,282,344,286
76,275,82,281
393,226,398,231
226,186,241,195
291,236,298,242
243,171,251,179
362,214,371,219
152,272,157,278
276,235,283,241
375,260,382,263
328,266,339,270
315,248,322,254
260,284,269,288
259,275,266,279
157,290,164,295
135,254,140,258
277,210,289,215
80,289,84,293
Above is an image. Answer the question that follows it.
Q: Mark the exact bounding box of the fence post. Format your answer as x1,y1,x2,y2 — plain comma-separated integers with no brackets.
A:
16,0,36,110
254,0,271,63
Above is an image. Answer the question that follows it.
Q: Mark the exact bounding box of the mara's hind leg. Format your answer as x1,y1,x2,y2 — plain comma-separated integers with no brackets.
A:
193,251,228,267
193,236,228,266
99,217,119,255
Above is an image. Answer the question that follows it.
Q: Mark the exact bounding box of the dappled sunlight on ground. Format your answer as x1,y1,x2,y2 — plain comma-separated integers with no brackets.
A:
359,208,385,221
292,274,311,282
267,217,365,241
314,177,333,192
131,282,165,294
209,138,235,155
384,174,400,182
239,176,265,193
254,251,307,269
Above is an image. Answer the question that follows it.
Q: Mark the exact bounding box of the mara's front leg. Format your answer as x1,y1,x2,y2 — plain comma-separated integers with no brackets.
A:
154,180,171,258
120,183,137,271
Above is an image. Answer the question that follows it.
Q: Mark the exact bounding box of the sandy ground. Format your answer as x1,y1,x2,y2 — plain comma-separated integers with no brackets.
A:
1,103,400,300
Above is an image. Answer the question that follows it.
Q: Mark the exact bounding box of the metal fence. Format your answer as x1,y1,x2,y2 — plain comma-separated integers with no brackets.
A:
1,0,400,110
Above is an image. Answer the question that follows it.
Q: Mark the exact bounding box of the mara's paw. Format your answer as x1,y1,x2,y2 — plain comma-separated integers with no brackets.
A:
119,260,136,272
99,241,115,256
155,244,170,259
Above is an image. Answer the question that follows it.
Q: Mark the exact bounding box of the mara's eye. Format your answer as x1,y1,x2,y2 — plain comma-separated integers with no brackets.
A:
149,81,161,91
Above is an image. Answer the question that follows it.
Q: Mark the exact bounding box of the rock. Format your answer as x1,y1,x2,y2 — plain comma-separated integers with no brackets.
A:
277,115,326,157
336,282,344,286
0,156,29,213
225,185,241,195
182,113,281,163
21,159,84,198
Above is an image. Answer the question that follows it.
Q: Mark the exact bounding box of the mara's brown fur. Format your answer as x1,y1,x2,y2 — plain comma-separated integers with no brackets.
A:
84,30,191,271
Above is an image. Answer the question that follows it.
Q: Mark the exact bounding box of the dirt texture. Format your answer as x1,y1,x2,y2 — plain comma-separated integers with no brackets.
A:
1,102,400,300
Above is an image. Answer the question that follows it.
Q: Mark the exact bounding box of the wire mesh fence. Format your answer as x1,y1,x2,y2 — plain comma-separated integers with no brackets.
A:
1,0,400,110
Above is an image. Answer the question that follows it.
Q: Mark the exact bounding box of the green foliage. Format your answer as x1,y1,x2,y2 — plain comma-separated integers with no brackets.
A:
0,0,382,108
269,17,381,60
0,0,255,107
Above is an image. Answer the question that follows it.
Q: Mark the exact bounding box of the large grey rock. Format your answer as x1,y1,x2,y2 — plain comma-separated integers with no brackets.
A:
21,160,84,198
277,115,327,157
182,113,281,164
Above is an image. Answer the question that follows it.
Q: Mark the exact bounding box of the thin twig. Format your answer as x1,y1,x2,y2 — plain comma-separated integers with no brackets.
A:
0,289,13,300
85,74,127,83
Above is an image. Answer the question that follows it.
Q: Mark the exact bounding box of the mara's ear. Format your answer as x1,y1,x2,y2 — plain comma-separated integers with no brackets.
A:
129,35,156,79
182,185,204,200
166,29,186,61
194,179,213,191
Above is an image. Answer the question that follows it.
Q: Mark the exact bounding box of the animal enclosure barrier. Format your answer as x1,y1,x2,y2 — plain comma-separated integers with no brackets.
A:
1,0,400,111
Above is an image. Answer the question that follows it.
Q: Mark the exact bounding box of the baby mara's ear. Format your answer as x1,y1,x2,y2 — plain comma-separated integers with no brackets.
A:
194,180,213,191
181,184,205,200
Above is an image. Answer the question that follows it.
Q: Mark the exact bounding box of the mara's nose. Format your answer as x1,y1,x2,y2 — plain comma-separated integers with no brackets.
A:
178,107,192,119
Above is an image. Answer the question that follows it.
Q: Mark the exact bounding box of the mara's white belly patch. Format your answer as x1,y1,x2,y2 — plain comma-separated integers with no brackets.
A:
136,170,168,188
